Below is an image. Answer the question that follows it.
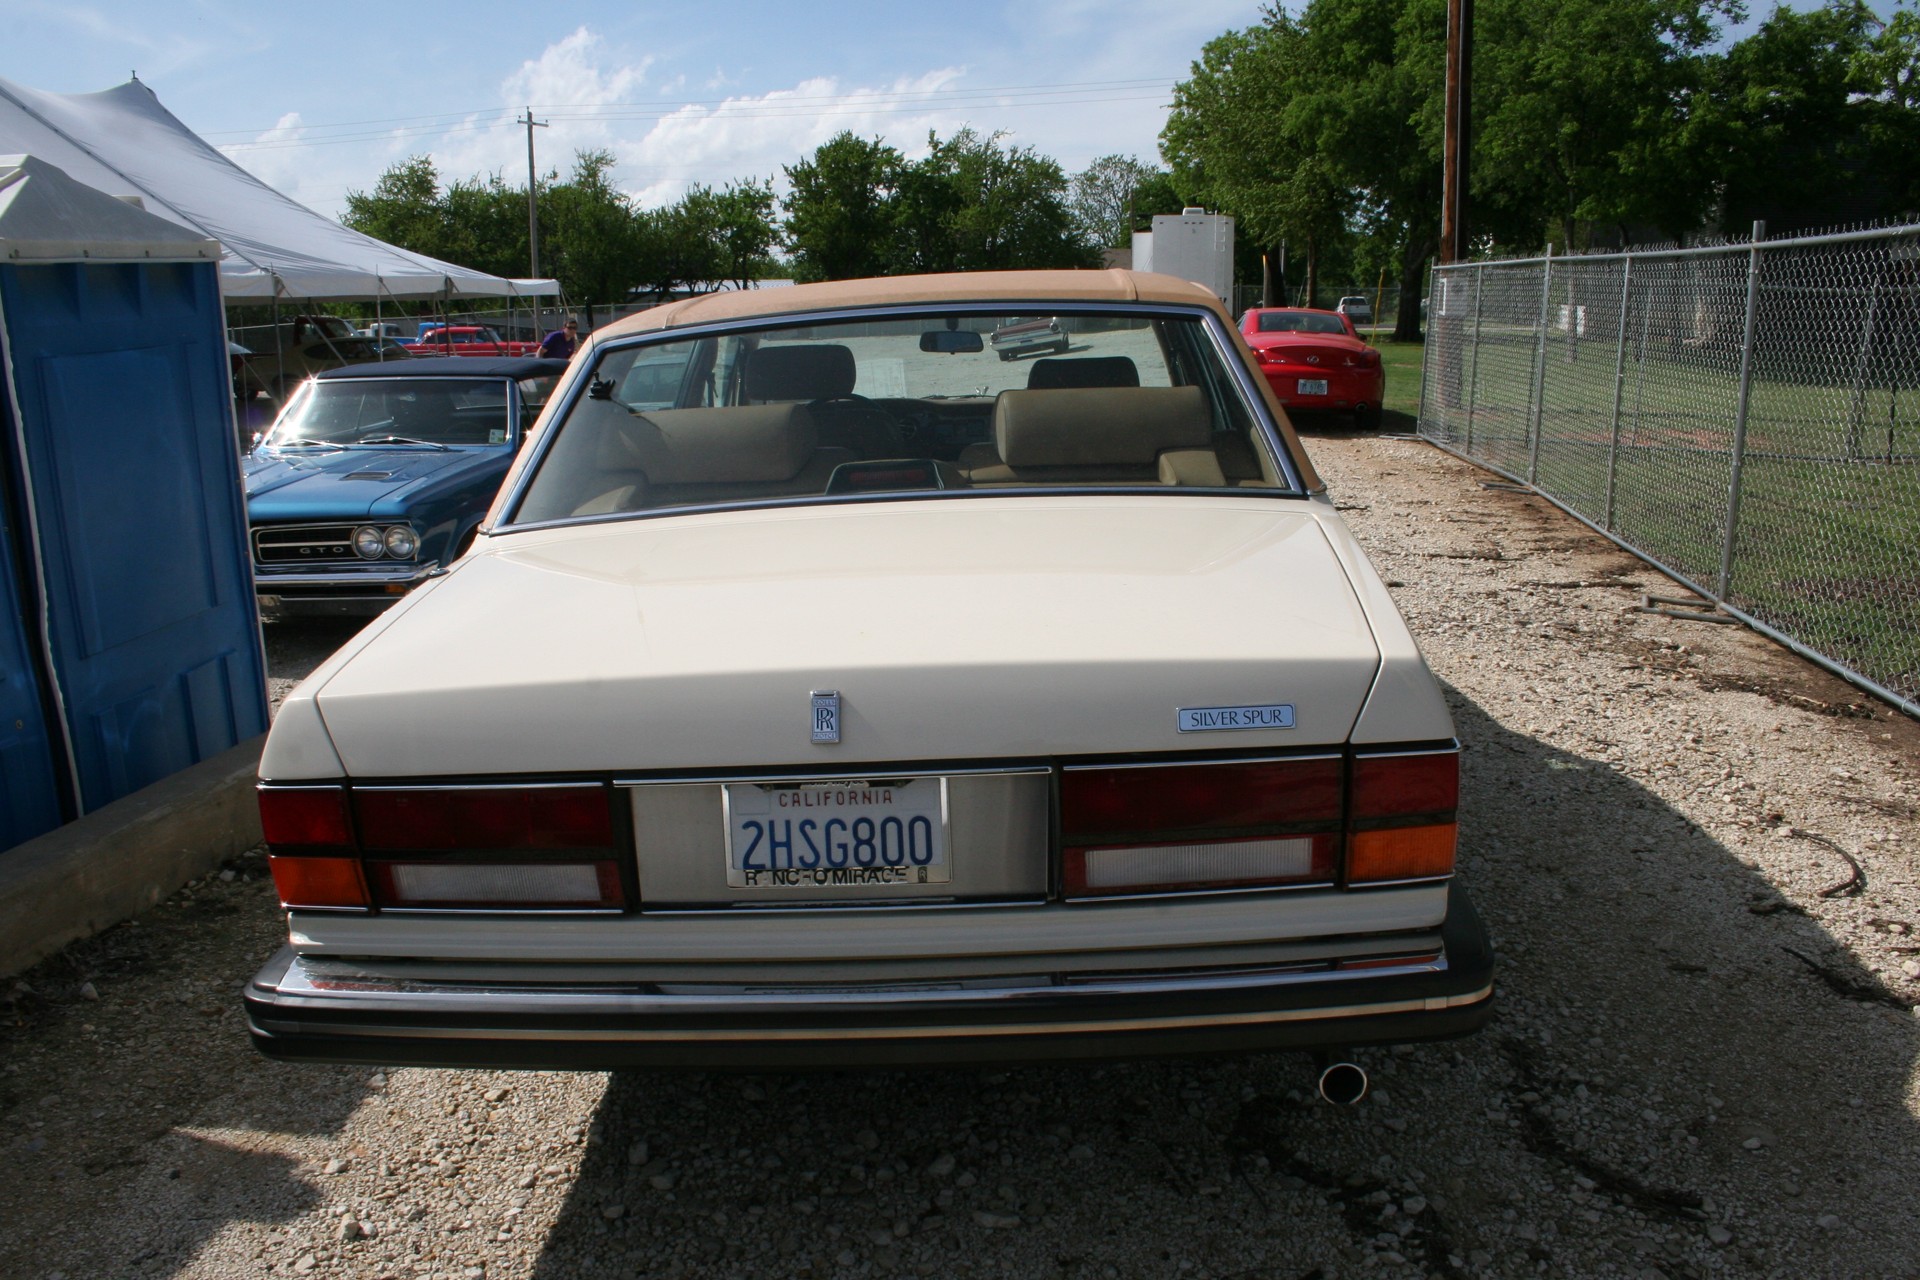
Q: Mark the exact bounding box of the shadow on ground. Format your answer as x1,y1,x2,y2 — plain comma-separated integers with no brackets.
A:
524,689,1917,1278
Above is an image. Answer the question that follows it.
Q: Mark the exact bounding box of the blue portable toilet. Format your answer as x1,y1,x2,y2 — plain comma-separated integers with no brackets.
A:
0,154,268,854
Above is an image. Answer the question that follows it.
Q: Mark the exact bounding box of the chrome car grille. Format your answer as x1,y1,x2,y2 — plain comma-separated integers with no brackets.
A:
253,523,362,565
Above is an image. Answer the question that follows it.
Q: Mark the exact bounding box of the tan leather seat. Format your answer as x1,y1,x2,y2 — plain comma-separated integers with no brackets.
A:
961,386,1225,487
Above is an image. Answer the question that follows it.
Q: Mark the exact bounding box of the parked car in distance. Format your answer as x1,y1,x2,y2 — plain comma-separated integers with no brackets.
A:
242,357,567,620
239,314,397,400
1336,296,1373,326
244,269,1490,1076
989,315,1069,360
1239,307,1386,430
404,325,539,358
357,321,412,341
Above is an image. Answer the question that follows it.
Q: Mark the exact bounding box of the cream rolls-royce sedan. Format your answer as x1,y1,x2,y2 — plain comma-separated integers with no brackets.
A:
243,270,1493,1071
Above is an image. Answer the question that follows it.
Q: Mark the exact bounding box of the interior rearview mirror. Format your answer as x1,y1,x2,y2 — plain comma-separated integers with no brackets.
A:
919,330,984,354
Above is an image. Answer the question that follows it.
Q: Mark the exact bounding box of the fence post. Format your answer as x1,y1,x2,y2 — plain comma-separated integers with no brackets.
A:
1528,244,1554,485
1718,220,1766,601
1464,264,1485,456
1846,253,1885,459
1604,256,1633,531
1417,263,1435,436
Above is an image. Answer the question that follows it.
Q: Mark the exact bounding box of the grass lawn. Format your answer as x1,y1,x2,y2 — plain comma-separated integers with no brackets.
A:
1417,325,1920,703
1376,338,1426,423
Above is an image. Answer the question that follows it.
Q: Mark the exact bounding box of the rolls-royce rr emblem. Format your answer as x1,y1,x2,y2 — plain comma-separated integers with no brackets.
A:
810,690,841,744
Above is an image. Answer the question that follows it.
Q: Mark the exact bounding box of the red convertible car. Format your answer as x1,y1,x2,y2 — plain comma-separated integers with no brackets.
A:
404,325,538,358
1239,308,1384,430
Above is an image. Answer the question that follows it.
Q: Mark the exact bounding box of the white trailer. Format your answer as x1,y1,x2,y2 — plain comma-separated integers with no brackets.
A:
1130,209,1235,307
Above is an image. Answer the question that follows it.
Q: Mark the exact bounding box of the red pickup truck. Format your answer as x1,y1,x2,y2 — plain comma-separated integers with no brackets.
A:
403,325,539,358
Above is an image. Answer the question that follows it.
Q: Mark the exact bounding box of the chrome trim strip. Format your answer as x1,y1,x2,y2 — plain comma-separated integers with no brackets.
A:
352,781,608,793
252,566,434,588
1061,880,1338,905
1060,753,1339,773
618,766,1049,787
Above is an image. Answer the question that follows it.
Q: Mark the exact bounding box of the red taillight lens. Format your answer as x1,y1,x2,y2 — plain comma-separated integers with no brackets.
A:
259,785,352,848
1061,758,1342,896
1348,750,1458,883
354,785,613,851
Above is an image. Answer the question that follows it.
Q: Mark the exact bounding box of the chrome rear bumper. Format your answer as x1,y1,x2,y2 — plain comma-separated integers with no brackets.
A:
245,883,1494,1070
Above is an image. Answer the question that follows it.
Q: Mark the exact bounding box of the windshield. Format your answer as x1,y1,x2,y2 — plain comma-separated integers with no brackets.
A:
511,309,1285,525
261,377,525,449
1254,311,1349,335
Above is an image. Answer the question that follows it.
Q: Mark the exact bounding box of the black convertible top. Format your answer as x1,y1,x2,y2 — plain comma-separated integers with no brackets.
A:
315,356,569,381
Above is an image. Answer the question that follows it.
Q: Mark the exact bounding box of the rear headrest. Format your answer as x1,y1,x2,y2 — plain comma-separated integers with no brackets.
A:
1026,356,1140,390
743,344,857,401
597,403,819,484
994,386,1212,467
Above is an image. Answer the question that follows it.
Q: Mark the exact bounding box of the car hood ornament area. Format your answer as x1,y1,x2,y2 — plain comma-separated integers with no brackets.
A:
811,690,841,744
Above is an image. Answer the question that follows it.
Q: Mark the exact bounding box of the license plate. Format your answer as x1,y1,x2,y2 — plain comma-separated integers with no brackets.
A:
1297,379,1329,396
724,779,949,888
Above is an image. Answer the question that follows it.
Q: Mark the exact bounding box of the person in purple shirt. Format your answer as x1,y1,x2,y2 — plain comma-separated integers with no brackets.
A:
537,319,579,360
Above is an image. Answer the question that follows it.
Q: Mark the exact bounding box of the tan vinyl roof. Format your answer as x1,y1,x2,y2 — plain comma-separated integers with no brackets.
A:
599,269,1221,337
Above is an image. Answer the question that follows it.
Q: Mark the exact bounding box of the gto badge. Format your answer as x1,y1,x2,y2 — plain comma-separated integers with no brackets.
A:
810,690,841,744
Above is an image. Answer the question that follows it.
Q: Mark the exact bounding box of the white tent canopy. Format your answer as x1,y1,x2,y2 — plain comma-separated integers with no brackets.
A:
0,77,559,303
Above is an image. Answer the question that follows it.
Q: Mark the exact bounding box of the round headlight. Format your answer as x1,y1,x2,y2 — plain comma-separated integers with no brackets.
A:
352,526,385,559
383,526,418,559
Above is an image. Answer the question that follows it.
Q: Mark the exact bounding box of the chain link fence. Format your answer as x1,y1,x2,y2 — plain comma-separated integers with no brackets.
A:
1419,223,1920,717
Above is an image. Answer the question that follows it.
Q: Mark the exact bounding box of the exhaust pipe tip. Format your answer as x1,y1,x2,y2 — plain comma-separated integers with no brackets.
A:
1317,1061,1369,1107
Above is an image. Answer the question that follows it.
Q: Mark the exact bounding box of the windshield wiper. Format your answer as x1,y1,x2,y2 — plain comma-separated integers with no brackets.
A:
267,439,347,452
355,435,450,450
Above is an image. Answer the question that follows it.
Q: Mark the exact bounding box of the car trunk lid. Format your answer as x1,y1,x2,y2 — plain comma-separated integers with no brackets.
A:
309,497,1384,776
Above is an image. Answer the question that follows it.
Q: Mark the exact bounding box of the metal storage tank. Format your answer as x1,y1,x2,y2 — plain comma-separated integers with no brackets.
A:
0,154,267,853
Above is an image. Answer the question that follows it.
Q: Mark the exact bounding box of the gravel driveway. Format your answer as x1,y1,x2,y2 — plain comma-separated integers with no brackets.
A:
4,432,1917,1280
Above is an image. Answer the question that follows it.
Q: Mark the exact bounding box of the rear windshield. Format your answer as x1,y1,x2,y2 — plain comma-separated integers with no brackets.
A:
511,309,1286,524
1254,311,1348,335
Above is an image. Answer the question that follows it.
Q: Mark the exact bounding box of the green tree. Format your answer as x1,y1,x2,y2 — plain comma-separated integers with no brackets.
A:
701,179,781,288
924,129,1097,271
1161,17,1356,309
544,150,644,322
342,156,454,262
782,133,904,281
1069,154,1167,249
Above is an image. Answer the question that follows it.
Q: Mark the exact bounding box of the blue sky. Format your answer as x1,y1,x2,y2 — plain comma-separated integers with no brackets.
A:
4,0,1274,219
5,1,1884,223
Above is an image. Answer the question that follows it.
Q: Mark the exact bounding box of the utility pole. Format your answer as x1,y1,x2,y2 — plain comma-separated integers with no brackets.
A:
1440,0,1473,264
521,107,549,278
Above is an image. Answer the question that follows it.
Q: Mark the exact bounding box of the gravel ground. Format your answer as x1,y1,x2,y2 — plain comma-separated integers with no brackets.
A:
4,430,1919,1280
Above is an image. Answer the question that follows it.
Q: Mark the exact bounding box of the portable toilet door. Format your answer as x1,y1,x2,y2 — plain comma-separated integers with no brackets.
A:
0,154,268,840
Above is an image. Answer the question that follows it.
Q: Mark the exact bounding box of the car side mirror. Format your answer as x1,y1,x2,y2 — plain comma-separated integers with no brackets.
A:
920,330,984,354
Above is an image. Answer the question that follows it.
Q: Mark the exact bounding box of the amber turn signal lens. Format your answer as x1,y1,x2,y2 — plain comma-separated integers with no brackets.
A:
1347,824,1457,883
268,855,372,910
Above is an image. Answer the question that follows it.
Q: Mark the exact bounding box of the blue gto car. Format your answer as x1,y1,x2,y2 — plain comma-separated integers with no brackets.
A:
244,357,568,619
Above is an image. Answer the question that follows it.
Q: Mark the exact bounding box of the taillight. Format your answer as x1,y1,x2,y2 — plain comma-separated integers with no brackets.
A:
1347,749,1458,883
1061,758,1342,897
258,783,622,911
259,786,351,849
355,786,612,851
1056,746,1459,899
260,785,370,910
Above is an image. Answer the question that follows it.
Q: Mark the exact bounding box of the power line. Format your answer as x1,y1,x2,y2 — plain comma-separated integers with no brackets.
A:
200,77,1176,149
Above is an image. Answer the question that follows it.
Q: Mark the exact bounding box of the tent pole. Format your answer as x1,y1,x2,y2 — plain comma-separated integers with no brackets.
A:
375,279,383,362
